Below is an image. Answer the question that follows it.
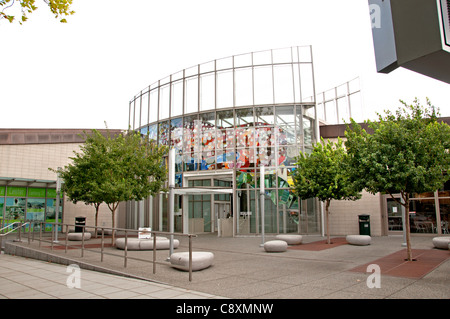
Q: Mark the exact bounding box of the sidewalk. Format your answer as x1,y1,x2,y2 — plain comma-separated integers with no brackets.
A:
1,233,449,299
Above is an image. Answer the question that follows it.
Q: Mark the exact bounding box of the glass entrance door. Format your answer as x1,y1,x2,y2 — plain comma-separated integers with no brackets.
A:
215,202,231,232
387,198,403,231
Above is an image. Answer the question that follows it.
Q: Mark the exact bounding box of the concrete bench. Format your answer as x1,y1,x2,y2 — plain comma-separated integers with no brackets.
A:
263,240,288,252
67,232,92,241
275,234,303,245
432,237,450,250
346,235,371,246
170,252,214,271
116,237,180,250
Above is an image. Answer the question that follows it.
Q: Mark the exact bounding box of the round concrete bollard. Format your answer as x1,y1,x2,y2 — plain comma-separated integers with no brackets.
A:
263,240,288,252
170,252,214,271
346,235,371,246
432,237,450,250
67,232,92,241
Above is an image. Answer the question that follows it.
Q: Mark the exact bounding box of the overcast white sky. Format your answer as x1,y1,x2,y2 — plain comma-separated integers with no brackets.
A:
1,0,449,129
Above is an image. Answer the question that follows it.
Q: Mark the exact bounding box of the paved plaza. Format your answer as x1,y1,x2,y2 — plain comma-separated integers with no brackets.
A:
1,234,449,300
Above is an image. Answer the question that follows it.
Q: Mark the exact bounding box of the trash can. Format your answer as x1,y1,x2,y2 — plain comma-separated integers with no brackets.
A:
75,216,86,233
358,214,371,235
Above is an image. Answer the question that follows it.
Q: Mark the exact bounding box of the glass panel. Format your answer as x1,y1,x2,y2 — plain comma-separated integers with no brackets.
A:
278,146,298,166
299,63,314,102
235,108,254,127
409,199,437,234
158,121,169,146
141,91,149,125
0,198,4,219
134,96,141,127
253,50,272,65
293,64,301,103
258,147,275,167
236,148,255,169
200,61,215,73
148,124,157,141
216,70,233,109
303,113,314,147
234,53,252,68
253,66,273,105
217,110,234,128
200,73,215,111
278,190,298,233
337,97,350,124
140,126,148,136
236,127,254,148
45,198,62,232
273,64,294,104
255,106,274,126
170,118,183,150
159,84,170,119
263,190,278,233
234,67,253,106
216,149,235,169
237,188,256,235
277,167,294,188
201,151,215,170
216,56,233,70
200,112,215,149
272,47,292,64
171,80,183,117
184,76,198,114
298,46,312,62
149,89,158,123
26,198,45,222
185,65,199,77
256,127,275,147
5,197,26,221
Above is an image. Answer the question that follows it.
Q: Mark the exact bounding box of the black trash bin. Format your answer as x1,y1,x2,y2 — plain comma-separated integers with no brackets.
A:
75,216,86,233
358,214,371,235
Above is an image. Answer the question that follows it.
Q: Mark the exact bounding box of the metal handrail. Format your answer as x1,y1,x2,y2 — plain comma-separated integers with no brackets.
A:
0,222,29,237
10,220,198,282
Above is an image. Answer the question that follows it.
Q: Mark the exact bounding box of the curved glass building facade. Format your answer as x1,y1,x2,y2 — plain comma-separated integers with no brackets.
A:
128,46,320,236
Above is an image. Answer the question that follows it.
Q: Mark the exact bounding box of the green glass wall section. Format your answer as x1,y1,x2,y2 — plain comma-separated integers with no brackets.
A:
0,185,61,232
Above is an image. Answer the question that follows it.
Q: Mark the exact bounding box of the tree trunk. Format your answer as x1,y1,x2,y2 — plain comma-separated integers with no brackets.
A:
325,199,331,244
94,203,100,238
403,193,413,261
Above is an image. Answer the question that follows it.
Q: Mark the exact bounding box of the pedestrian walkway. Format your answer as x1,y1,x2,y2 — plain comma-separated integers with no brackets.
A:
1,234,449,299
0,253,224,299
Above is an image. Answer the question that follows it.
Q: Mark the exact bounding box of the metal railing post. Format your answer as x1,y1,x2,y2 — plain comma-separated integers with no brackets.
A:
124,230,128,268
65,224,69,253
153,233,157,274
81,225,85,257
101,228,104,262
189,235,193,282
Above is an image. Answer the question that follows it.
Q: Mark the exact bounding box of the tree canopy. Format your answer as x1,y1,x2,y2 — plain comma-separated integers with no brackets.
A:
345,98,450,260
292,137,361,244
1,0,75,24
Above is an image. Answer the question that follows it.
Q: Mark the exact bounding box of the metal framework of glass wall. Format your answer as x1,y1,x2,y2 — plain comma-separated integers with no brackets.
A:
127,46,320,236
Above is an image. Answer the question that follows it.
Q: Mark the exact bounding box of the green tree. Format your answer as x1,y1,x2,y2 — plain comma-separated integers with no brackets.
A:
93,129,168,244
1,0,75,24
292,138,361,244
51,128,168,244
345,99,450,261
